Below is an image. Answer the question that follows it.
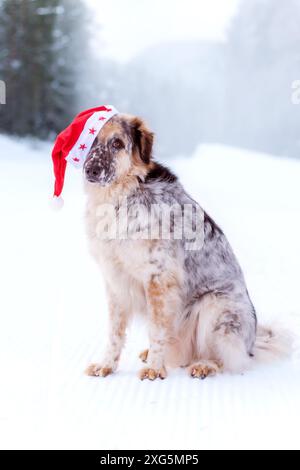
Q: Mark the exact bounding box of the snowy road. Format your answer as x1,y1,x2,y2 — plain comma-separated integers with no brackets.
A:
0,136,299,449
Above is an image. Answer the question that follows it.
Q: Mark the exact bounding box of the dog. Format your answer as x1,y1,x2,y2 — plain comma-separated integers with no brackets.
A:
84,113,286,380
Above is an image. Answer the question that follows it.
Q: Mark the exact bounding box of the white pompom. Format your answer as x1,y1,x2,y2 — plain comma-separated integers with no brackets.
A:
50,195,64,211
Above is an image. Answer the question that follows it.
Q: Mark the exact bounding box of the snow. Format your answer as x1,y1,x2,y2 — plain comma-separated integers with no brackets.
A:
0,135,299,450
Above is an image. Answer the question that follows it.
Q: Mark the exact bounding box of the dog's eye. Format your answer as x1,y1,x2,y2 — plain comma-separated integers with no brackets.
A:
112,138,124,150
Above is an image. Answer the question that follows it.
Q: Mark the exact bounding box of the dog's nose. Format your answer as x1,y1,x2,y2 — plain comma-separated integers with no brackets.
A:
85,165,101,181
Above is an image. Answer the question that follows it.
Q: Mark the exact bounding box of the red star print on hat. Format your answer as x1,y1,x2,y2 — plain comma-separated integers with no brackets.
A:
51,105,118,208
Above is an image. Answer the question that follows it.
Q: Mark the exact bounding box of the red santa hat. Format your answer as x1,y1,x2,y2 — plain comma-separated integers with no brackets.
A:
51,105,119,209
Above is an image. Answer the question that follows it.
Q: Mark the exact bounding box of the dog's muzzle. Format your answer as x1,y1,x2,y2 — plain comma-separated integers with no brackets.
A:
84,150,105,183
84,161,102,183
84,145,116,186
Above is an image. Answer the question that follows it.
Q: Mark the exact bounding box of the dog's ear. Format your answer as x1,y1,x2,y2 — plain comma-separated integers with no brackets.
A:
131,117,154,164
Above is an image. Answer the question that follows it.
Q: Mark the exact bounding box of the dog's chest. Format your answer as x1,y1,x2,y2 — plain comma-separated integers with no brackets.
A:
85,196,185,288
86,208,152,278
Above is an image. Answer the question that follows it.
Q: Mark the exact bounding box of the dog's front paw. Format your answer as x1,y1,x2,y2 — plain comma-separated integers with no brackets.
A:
188,360,221,380
139,366,167,381
85,363,113,377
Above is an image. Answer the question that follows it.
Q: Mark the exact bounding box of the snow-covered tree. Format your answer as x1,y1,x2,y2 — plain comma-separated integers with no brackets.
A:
0,0,90,138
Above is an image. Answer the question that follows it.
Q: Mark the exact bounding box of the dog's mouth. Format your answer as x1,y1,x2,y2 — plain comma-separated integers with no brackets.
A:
84,169,115,187
85,174,100,184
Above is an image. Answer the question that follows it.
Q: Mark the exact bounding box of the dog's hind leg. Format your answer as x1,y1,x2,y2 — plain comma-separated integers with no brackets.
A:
186,293,256,379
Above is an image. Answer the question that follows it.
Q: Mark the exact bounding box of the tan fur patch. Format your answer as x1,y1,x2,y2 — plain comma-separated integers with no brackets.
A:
147,275,180,329
147,279,169,329
96,117,124,142
139,349,149,363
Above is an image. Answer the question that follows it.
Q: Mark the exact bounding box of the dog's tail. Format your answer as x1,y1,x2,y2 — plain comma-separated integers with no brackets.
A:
253,324,294,364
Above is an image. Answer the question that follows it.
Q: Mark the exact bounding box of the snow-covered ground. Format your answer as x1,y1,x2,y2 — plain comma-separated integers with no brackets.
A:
0,135,299,450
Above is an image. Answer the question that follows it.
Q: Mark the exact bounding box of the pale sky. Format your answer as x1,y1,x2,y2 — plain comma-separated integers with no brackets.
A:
85,0,240,63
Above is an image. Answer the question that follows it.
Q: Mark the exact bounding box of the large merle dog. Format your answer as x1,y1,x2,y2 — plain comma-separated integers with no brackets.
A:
84,114,287,380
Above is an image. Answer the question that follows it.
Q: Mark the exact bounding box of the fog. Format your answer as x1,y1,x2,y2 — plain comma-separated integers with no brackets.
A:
82,0,300,159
